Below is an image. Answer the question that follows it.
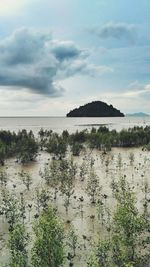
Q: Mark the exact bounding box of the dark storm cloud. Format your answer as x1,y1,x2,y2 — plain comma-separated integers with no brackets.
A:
88,22,137,43
50,40,86,61
0,28,108,96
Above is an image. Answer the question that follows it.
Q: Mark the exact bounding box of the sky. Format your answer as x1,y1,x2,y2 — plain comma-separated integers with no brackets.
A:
0,0,150,116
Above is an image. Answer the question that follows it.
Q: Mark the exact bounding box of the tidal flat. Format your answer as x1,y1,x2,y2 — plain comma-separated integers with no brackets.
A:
0,145,150,267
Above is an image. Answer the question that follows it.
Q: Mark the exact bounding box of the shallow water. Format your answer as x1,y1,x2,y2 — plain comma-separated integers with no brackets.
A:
0,116,150,133
0,118,150,266
0,147,149,266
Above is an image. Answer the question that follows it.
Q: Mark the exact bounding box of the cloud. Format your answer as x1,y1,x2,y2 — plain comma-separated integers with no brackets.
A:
88,22,137,43
0,28,112,96
50,40,87,61
58,60,113,78
83,83,150,114
123,83,150,98
103,83,150,99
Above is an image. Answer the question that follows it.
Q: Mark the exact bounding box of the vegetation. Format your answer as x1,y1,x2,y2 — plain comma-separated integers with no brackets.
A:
0,129,38,164
88,176,150,267
40,159,60,200
1,126,150,165
40,126,150,153
46,134,67,158
86,168,99,204
8,223,29,267
59,158,77,213
66,101,124,117
31,206,64,267
0,126,150,267
19,170,32,191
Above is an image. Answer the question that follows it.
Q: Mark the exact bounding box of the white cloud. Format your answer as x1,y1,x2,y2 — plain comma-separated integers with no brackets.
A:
94,83,150,113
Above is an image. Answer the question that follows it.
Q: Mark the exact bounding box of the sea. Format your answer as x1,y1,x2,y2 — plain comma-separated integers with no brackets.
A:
0,116,150,134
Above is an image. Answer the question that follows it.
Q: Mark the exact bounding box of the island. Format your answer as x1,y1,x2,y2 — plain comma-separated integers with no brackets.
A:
66,101,124,117
126,112,150,117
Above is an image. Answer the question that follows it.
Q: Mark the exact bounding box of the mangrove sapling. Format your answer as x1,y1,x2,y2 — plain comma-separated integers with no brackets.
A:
0,141,6,166
87,240,111,267
46,135,67,158
71,142,83,156
79,160,88,181
97,199,105,225
142,178,150,201
20,192,26,224
86,168,99,204
35,188,51,214
110,175,129,202
90,157,95,169
99,154,104,166
62,129,69,141
142,178,150,220
129,152,135,166
59,158,77,213
27,203,32,222
0,168,8,187
38,128,45,140
105,157,110,175
78,196,84,219
0,190,21,231
104,139,112,152
19,170,32,191
88,176,150,267
117,153,123,170
8,223,29,267
38,128,46,150
110,176,150,266
96,186,106,225
69,157,77,178
31,206,64,267
112,195,150,266
67,228,78,258
40,159,60,200
17,131,38,164
105,207,111,232
90,214,96,233
61,174,75,214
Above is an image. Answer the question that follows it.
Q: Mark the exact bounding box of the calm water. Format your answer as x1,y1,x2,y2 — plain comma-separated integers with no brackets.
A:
0,116,150,133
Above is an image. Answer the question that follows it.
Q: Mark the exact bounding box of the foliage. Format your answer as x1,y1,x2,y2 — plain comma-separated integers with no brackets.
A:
129,152,135,165
67,228,78,257
35,188,50,214
40,159,60,199
46,134,67,158
88,176,150,267
111,177,150,266
70,142,83,156
0,141,6,165
79,160,88,181
86,168,99,204
87,241,111,267
31,206,64,267
16,130,38,163
19,170,32,191
59,158,77,212
0,129,38,164
0,190,22,231
0,168,8,186
8,223,29,267
1,126,150,165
